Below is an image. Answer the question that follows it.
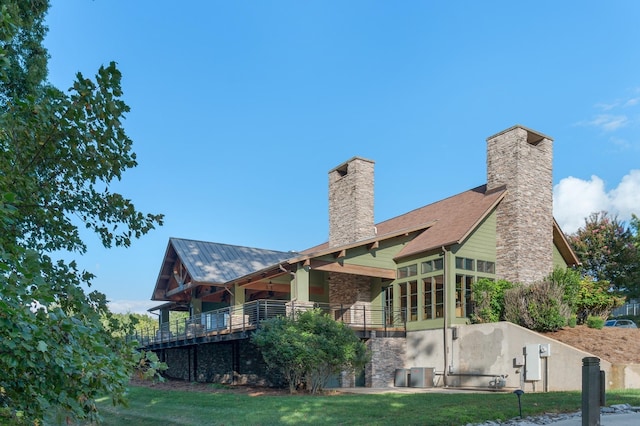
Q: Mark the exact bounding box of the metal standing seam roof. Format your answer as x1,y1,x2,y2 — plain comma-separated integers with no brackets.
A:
170,237,297,284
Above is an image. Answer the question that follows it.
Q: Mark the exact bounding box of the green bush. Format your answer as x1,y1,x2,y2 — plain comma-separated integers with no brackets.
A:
567,315,577,328
471,279,515,323
586,316,605,329
503,281,570,332
252,308,369,394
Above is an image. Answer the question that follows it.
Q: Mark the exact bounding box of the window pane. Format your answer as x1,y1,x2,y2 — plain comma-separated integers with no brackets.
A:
434,258,443,270
435,275,444,318
455,257,463,269
465,276,474,318
410,280,418,321
455,275,464,318
398,264,417,278
422,278,433,320
422,261,433,273
408,264,417,276
465,258,474,271
400,283,407,321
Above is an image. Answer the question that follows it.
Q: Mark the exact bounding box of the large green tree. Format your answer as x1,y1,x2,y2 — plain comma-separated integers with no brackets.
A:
252,309,369,394
0,1,163,423
568,211,639,297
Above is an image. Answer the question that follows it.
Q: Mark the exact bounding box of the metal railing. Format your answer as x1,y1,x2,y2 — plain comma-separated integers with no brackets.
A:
130,300,407,348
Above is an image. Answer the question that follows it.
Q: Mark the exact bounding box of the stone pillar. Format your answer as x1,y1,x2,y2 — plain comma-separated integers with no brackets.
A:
328,157,375,248
486,125,554,284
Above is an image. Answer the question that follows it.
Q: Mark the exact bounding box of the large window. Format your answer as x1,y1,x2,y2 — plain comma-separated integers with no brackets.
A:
423,275,444,319
399,281,418,322
455,274,474,318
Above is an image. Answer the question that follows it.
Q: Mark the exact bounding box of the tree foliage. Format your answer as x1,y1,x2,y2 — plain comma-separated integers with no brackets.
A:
252,309,369,394
568,211,639,297
473,268,624,332
470,278,514,323
0,1,163,423
503,281,570,332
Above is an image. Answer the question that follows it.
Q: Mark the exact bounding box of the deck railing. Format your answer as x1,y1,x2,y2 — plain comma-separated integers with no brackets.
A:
130,300,406,348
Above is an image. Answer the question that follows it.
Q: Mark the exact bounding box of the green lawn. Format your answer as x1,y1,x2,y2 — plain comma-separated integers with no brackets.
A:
89,386,640,426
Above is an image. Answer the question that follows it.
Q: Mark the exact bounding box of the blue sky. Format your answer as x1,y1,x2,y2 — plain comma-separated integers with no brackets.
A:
43,1,640,314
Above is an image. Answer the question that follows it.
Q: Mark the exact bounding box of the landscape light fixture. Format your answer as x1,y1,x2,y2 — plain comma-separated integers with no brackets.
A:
513,389,524,418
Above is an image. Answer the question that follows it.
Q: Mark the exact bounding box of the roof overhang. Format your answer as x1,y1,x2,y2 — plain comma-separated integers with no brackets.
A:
553,219,581,267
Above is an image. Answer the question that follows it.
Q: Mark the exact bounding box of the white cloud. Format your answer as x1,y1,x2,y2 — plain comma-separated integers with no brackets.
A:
554,170,640,234
584,114,629,132
610,170,640,219
108,299,158,316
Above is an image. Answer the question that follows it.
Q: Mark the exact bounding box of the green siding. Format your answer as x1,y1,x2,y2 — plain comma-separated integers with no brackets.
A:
552,243,569,269
451,209,496,264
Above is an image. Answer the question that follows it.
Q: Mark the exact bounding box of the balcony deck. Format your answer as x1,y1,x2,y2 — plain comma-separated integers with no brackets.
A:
131,300,407,350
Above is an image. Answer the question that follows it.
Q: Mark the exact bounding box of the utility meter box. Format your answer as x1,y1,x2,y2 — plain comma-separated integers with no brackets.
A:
539,343,551,358
524,344,542,381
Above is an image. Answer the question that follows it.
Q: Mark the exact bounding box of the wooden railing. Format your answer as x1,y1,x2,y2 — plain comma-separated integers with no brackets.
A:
130,300,406,348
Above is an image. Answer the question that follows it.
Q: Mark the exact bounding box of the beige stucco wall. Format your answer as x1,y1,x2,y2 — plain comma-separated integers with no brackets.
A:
404,322,615,392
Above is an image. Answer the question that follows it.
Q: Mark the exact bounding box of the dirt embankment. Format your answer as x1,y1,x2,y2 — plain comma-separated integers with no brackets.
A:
541,325,640,364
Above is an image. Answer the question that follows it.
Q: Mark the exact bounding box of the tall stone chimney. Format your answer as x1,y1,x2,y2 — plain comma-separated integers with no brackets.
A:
328,157,375,248
486,125,554,284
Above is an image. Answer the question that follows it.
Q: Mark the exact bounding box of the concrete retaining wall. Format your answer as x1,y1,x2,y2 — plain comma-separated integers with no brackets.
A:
405,322,617,392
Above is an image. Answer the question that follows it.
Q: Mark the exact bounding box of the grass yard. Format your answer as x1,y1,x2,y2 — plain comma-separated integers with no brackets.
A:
90,385,640,426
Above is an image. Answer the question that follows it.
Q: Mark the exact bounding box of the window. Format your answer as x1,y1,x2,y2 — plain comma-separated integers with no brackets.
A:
477,260,495,274
399,281,418,322
423,275,444,320
384,286,395,325
455,256,475,271
423,278,432,320
398,264,417,278
409,281,418,321
455,274,474,318
421,258,444,273
400,282,408,321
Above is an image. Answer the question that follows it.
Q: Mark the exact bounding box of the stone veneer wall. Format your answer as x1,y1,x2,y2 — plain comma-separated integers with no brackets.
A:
367,333,407,387
328,157,375,248
328,272,372,325
486,126,554,284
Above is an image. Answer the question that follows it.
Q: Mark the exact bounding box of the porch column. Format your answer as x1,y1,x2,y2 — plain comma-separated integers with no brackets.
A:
159,308,169,326
232,284,245,305
191,298,202,316
292,263,310,302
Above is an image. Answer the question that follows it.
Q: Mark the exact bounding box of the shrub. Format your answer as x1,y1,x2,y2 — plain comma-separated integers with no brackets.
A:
567,315,577,328
586,316,605,329
574,277,625,323
252,308,369,394
503,281,570,332
471,279,515,323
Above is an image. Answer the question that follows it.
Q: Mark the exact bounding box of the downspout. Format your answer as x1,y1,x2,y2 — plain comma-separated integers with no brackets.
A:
442,246,449,388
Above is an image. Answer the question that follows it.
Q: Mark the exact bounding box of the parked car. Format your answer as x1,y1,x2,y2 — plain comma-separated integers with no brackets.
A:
604,319,638,328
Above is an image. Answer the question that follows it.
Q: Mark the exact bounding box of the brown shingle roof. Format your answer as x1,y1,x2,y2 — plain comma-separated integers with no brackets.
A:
302,185,506,259
378,185,505,259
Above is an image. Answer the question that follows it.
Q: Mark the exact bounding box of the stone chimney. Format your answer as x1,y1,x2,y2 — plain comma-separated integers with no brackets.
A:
486,125,553,284
328,157,375,248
